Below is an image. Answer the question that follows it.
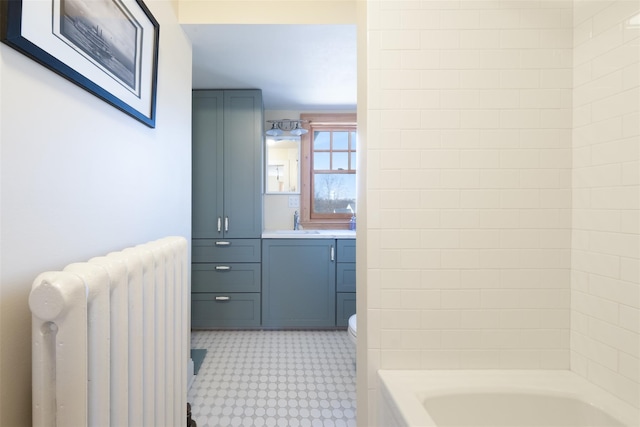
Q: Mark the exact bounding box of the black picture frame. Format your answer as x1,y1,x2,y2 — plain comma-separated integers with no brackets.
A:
1,0,160,128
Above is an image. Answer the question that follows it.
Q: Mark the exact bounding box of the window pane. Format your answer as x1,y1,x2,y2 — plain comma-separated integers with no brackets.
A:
314,152,330,170
333,152,349,170
313,173,356,214
350,152,357,170
314,131,330,150
350,131,357,149
333,132,349,150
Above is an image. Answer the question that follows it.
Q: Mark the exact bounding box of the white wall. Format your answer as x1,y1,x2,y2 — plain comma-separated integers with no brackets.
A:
570,0,639,408
365,0,574,423
0,1,193,424
179,0,357,24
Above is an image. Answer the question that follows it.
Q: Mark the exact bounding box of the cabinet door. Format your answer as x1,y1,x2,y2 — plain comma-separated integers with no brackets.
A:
262,239,336,328
192,90,224,238
223,90,263,238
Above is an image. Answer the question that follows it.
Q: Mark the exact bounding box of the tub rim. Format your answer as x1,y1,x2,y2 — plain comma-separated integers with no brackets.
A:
378,370,639,427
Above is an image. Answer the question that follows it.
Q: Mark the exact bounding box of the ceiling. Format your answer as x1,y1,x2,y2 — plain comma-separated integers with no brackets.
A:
182,24,357,111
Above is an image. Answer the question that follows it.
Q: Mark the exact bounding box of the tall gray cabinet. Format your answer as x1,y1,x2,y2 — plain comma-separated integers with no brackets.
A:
191,90,263,329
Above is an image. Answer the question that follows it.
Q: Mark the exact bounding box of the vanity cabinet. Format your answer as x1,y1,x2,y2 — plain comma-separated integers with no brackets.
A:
191,90,263,328
262,239,336,328
336,239,356,327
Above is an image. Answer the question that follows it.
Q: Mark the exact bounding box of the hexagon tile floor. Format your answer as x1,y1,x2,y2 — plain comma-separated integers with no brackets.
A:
188,330,357,427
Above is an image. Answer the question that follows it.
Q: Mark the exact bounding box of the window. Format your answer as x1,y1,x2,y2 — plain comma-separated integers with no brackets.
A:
300,113,357,229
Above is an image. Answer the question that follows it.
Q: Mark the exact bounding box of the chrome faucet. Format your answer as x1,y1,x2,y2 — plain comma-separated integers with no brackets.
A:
293,210,300,230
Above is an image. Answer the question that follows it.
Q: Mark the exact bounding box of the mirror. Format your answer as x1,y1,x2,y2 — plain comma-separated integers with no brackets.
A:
265,136,300,193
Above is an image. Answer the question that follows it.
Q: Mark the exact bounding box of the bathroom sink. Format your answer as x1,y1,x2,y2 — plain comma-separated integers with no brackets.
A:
262,229,355,239
273,230,319,234
317,230,356,237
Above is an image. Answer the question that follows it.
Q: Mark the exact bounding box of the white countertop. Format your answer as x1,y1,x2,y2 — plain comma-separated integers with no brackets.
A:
262,230,356,239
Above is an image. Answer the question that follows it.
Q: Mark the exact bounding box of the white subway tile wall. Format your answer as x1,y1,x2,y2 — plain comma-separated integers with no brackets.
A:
571,0,640,408
367,1,573,419
366,0,639,422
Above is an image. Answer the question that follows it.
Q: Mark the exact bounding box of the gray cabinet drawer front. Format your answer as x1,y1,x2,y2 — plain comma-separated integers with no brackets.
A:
192,239,261,263
191,293,261,328
337,239,356,263
336,293,356,327
192,263,261,293
337,263,356,292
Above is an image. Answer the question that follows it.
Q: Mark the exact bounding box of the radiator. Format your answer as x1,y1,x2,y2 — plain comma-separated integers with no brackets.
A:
28,236,189,427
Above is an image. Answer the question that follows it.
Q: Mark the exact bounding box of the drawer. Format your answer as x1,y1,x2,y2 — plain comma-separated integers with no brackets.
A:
337,263,356,293
192,263,261,293
192,238,261,263
191,293,261,328
336,293,356,327
337,239,356,263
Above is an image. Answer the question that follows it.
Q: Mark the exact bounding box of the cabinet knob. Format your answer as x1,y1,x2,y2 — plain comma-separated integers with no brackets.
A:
215,241,231,246
215,296,230,301
215,265,231,271
217,217,222,233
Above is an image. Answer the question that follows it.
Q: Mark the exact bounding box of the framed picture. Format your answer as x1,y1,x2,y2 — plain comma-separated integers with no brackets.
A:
1,0,160,128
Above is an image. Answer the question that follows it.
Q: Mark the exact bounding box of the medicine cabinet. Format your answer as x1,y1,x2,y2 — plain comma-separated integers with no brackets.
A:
265,136,300,194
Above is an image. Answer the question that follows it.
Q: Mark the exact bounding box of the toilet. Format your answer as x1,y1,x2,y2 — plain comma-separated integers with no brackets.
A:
348,314,357,345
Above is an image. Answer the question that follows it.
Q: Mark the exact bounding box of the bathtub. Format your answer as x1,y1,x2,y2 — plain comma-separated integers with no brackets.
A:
378,370,639,427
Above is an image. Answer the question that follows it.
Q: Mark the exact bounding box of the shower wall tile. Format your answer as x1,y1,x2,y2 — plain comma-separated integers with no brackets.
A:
368,0,574,385
570,0,640,408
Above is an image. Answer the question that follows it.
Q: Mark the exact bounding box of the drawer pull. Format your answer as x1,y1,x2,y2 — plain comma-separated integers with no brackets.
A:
215,296,230,301
215,241,231,246
215,265,231,271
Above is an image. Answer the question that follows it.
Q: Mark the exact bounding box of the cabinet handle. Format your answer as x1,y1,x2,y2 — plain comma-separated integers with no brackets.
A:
224,217,229,232
215,265,231,271
215,296,230,301
330,245,335,262
217,217,222,232
215,241,231,246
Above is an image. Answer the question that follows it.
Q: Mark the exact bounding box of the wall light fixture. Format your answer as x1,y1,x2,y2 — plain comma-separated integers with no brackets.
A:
266,119,308,136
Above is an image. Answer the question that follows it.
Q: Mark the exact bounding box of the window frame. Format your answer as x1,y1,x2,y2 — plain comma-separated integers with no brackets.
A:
299,113,357,229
